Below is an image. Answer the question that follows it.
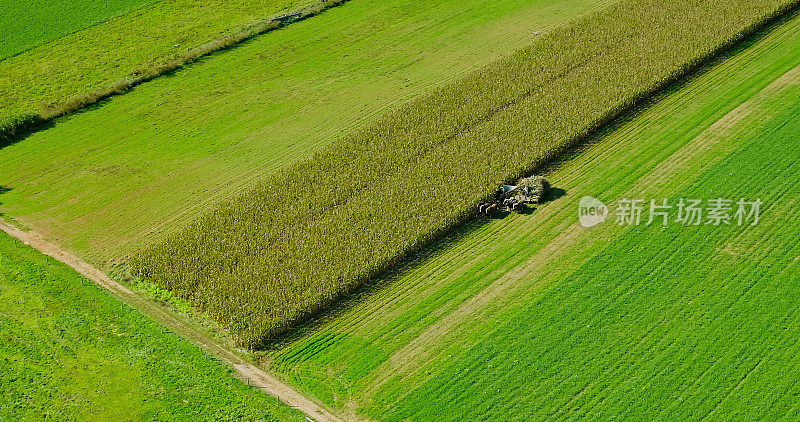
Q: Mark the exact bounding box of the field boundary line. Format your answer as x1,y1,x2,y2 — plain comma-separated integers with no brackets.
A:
0,218,345,422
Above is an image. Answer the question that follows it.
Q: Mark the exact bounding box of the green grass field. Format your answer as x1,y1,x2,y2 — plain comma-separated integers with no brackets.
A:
0,0,157,60
0,0,311,118
0,230,301,421
266,11,800,420
0,0,613,263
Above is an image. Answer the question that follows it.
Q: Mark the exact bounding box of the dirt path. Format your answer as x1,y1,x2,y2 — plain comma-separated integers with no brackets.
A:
0,219,344,422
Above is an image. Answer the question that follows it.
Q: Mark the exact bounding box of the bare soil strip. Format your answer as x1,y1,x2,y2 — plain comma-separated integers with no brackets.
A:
0,219,344,422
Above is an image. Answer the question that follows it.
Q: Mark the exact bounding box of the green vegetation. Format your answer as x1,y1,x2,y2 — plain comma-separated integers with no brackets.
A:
0,114,43,148
132,0,800,348
37,0,354,123
0,0,157,60
267,12,800,419
5,0,800,419
0,231,301,421
0,0,610,262
0,0,311,119
517,175,549,203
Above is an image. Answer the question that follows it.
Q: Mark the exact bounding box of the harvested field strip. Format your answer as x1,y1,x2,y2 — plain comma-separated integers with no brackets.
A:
267,13,800,418
134,0,800,348
0,0,609,263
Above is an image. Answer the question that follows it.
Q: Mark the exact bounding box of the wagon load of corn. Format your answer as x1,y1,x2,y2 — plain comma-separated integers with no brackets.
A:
517,176,550,204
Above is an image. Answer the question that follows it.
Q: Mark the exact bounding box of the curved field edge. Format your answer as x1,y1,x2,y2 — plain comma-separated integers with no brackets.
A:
0,0,611,263
0,0,318,123
0,231,303,421
133,0,800,348
267,13,800,419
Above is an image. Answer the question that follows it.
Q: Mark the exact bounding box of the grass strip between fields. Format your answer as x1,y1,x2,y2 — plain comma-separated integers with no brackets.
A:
132,0,800,348
0,0,157,60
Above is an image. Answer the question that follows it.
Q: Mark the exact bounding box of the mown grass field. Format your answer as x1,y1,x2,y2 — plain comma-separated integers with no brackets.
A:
133,0,798,347
0,232,301,421
0,0,157,60
0,0,311,118
0,0,612,262
267,11,800,420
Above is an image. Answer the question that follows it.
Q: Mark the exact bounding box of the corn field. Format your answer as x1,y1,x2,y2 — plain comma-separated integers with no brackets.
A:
131,0,800,348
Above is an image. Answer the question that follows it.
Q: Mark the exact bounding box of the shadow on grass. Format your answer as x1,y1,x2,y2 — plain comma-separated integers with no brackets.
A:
0,88,128,152
262,213,498,351
515,187,568,216
0,119,54,151
265,5,800,348
543,187,567,203
0,185,11,217
482,186,568,219
536,6,800,177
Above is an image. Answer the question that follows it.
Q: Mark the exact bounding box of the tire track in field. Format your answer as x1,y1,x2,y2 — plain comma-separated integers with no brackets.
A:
628,153,800,414
0,219,346,422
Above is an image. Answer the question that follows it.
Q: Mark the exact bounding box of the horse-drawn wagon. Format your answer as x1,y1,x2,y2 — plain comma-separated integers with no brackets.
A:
477,176,550,216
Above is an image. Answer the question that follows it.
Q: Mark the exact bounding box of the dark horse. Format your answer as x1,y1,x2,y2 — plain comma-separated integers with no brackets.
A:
477,202,499,216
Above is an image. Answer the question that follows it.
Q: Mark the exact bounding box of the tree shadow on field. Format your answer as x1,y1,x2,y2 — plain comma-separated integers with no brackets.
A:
260,5,800,350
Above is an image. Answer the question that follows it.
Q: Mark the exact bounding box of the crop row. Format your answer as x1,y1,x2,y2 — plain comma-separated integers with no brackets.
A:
131,0,800,348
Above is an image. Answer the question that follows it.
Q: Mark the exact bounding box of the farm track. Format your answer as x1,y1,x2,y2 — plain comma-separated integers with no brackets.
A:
0,219,346,422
